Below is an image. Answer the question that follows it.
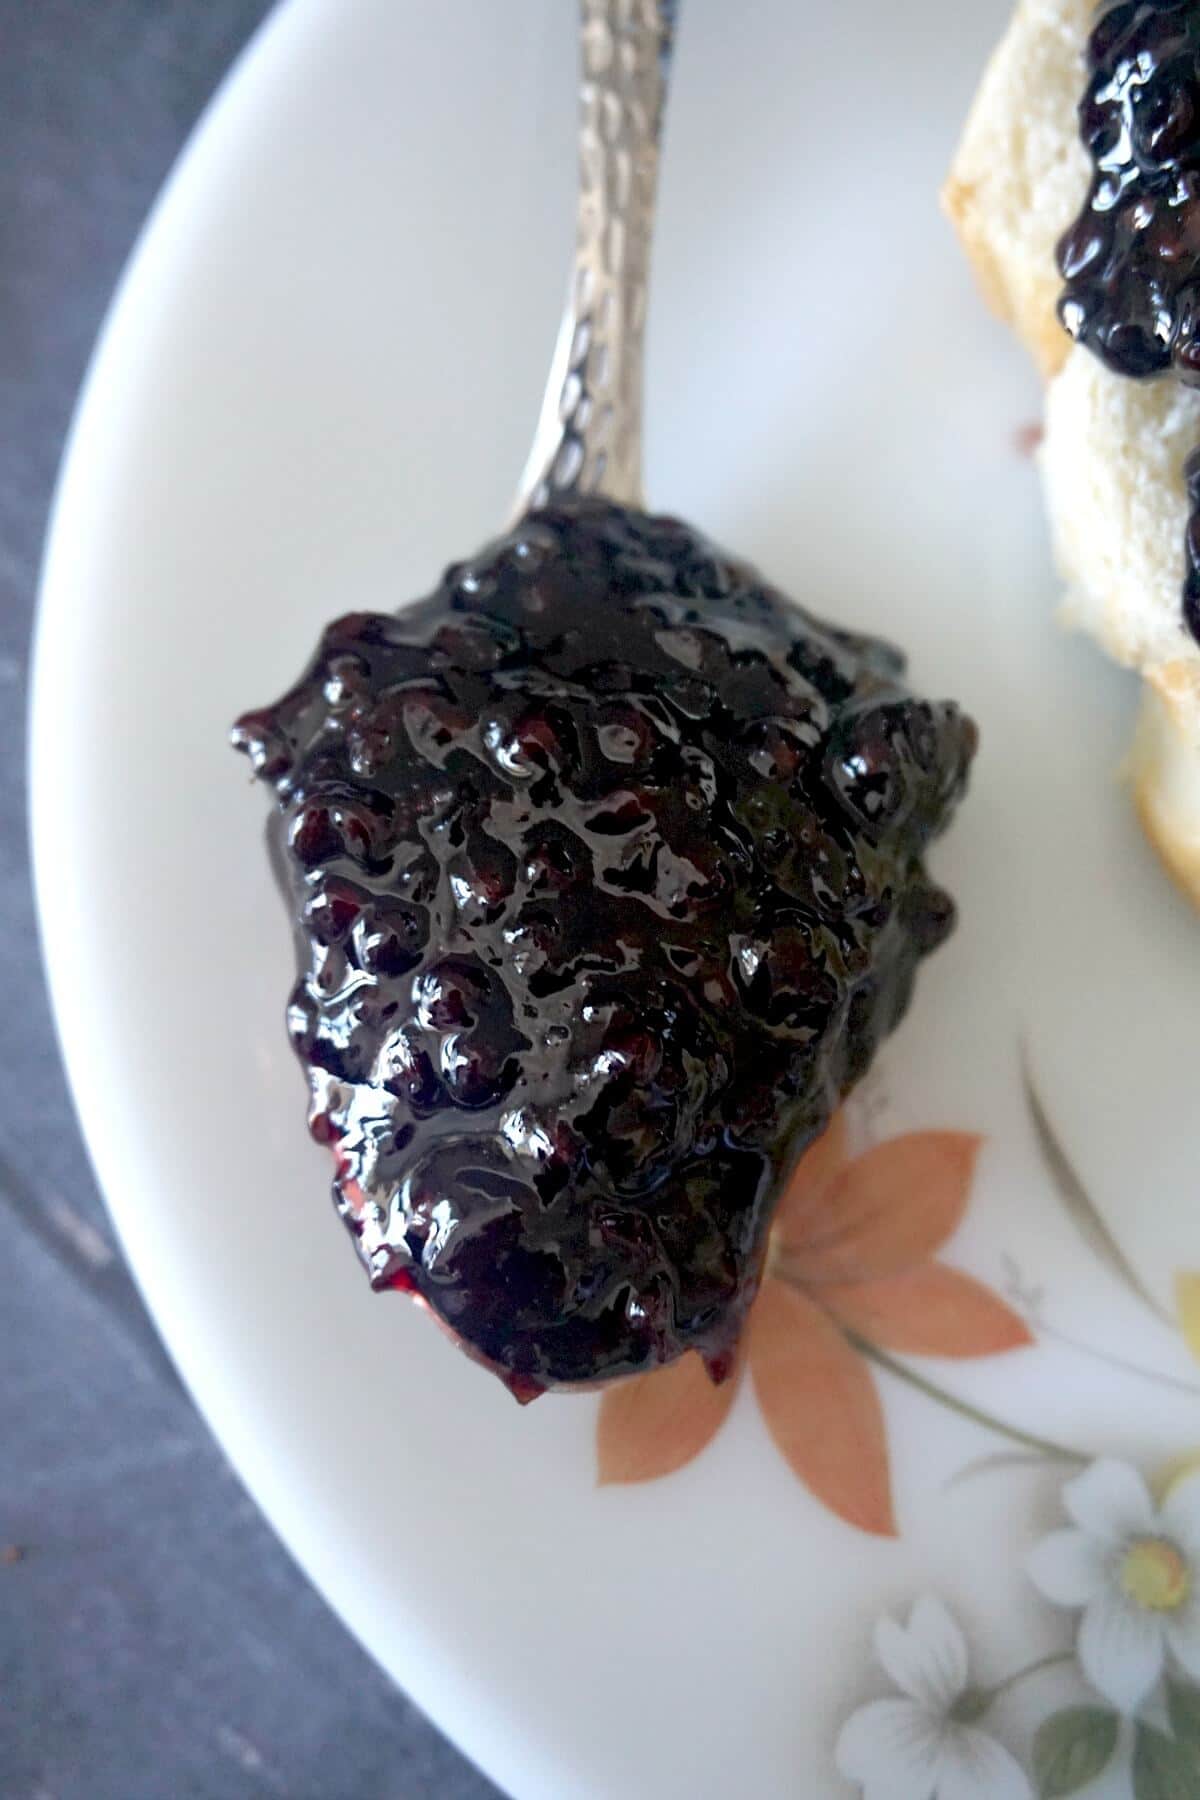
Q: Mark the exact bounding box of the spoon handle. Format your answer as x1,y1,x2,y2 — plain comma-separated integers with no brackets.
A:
514,0,676,517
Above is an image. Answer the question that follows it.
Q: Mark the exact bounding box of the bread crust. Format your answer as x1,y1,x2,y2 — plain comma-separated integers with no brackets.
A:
941,0,1092,375
942,169,1070,380
1133,687,1200,905
946,0,1200,907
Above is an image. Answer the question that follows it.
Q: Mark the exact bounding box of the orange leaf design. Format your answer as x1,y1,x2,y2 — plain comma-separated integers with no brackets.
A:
772,1110,849,1245
784,1133,982,1283
749,1279,896,1537
596,1351,742,1486
820,1263,1033,1358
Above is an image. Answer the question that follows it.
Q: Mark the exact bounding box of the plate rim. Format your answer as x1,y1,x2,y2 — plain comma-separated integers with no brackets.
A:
27,3,533,1795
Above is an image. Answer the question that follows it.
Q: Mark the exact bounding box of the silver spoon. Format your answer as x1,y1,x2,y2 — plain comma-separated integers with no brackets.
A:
515,0,676,518
232,0,978,1400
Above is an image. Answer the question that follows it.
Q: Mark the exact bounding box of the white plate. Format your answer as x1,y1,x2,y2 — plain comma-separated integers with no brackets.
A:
32,2,1200,1795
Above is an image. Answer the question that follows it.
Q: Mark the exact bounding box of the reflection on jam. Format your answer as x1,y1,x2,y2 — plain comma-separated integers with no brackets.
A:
233,500,975,1397
1059,1,1200,382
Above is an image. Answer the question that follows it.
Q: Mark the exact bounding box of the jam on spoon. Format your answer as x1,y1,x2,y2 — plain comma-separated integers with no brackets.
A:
233,2,977,1400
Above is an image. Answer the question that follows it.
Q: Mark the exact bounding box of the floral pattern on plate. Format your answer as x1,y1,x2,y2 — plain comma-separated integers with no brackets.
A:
596,1111,1033,1534
598,1071,1200,1795
836,1596,1032,1800
838,1464,1200,1800
1027,1460,1200,1714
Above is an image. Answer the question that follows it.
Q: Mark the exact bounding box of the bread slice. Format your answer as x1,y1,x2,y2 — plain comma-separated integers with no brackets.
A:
942,0,1092,379
945,0,1200,907
1041,349,1200,702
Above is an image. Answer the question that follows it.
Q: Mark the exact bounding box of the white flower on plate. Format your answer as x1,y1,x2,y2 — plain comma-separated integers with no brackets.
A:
1027,1457,1200,1712
835,1595,1031,1800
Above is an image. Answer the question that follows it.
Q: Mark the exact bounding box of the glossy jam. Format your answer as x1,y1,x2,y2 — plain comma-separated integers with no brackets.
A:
234,500,975,1396
1059,0,1200,646
1186,444,1200,642
1059,0,1200,382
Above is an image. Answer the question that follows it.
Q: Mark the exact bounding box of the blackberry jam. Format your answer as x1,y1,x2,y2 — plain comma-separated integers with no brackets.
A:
234,500,975,1397
1059,0,1200,646
1059,0,1200,382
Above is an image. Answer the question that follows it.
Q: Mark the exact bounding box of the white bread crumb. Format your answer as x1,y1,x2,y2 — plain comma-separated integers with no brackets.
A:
1041,347,1200,740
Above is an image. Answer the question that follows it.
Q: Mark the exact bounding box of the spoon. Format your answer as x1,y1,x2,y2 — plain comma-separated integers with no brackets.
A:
516,0,676,516
233,0,976,1400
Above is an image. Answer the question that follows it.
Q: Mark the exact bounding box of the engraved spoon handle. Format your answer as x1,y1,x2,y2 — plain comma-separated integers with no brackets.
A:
514,0,676,516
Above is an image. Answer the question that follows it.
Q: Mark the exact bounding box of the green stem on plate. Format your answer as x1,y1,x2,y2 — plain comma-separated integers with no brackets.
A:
984,1649,1077,1707
1034,1316,1200,1399
1020,1046,1174,1330
950,1651,1077,1725
845,1331,1087,1466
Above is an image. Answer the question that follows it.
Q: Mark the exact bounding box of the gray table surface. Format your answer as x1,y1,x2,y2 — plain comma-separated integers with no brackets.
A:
1,4,504,1795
